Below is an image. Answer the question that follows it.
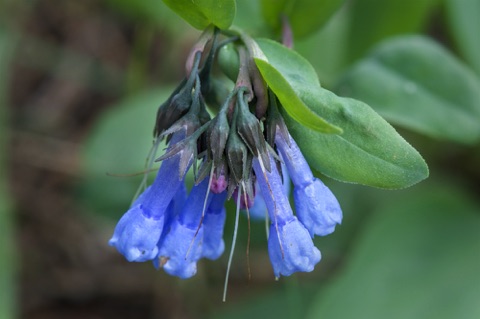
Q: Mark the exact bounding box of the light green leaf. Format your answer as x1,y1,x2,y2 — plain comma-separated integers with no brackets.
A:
282,87,429,189
445,0,480,76
336,35,480,144
253,38,342,134
307,185,480,319
162,0,210,29
346,0,438,62
162,0,236,30
260,0,346,37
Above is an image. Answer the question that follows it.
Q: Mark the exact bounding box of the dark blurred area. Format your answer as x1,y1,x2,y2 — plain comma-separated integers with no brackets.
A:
7,1,192,318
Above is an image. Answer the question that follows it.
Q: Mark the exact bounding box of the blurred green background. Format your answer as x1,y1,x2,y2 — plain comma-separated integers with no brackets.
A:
1,0,479,318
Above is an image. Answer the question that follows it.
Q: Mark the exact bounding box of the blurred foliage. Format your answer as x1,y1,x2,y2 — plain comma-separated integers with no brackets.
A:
214,182,480,319
336,35,480,144
81,89,171,218
260,0,346,37
306,183,480,319
106,0,190,32
345,0,440,63
444,0,480,76
0,28,17,319
3,0,480,318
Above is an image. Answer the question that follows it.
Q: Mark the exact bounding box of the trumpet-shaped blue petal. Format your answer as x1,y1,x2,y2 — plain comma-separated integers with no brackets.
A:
248,185,268,220
160,219,204,278
253,156,321,277
108,200,164,262
141,134,190,219
276,132,342,236
202,191,228,260
249,164,290,220
159,178,211,278
294,179,342,236
151,183,187,270
109,132,192,263
268,217,321,277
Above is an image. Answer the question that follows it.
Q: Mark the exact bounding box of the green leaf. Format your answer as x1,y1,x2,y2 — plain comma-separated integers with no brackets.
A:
251,38,427,188
161,0,210,29
307,184,480,319
253,38,342,134
162,0,236,30
253,38,427,188
195,0,236,30
346,0,438,62
445,0,480,76
336,35,480,144
260,0,346,38
282,87,429,189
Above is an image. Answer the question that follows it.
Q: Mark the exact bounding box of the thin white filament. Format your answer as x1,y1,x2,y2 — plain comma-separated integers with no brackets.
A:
257,154,284,259
223,187,242,302
201,165,215,221
242,181,252,281
185,164,214,260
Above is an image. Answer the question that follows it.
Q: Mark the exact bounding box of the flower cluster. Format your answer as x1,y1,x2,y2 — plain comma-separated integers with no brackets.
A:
109,27,342,282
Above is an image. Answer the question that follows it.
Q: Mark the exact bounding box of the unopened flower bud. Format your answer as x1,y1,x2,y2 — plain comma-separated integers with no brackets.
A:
236,94,271,172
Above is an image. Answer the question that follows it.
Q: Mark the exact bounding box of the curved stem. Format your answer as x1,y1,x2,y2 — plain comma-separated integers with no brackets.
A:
281,14,294,49
235,46,253,99
185,24,215,75
223,187,242,302
228,27,269,119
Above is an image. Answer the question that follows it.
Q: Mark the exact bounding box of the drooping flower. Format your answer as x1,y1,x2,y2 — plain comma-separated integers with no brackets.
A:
253,156,321,278
249,163,290,220
109,132,191,262
158,178,212,278
202,191,228,260
108,191,163,262
275,131,342,237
